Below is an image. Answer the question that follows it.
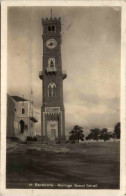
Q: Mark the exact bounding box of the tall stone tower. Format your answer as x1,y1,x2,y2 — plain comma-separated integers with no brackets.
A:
39,16,67,142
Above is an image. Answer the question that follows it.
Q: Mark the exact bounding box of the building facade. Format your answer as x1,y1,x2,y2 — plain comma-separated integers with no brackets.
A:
7,95,38,141
39,16,67,142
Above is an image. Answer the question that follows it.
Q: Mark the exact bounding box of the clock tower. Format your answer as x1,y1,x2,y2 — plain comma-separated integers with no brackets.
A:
39,16,67,142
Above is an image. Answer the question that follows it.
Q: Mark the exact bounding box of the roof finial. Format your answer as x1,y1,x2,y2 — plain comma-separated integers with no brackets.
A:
51,8,52,19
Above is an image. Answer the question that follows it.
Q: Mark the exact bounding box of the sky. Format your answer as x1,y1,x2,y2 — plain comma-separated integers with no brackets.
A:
7,6,121,135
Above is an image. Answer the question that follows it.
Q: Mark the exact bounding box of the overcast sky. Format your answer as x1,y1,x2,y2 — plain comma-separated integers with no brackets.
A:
7,6,121,135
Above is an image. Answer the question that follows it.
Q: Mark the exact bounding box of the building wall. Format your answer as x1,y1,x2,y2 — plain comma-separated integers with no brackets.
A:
41,18,66,141
7,96,37,141
42,20,63,108
14,101,29,139
7,95,15,137
15,101,29,118
29,120,36,137
14,117,29,136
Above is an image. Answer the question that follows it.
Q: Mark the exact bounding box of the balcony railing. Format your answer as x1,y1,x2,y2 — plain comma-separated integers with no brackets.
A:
46,67,57,72
62,70,67,79
39,69,67,79
30,116,38,123
39,71,43,80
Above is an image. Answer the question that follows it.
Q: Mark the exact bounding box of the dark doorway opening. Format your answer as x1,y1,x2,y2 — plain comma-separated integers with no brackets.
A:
19,120,25,134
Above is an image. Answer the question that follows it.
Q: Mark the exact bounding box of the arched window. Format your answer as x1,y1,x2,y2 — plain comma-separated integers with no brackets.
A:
48,26,51,33
52,25,55,32
48,58,55,69
53,86,56,97
47,25,56,33
50,60,54,68
48,82,56,97
22,108,25,114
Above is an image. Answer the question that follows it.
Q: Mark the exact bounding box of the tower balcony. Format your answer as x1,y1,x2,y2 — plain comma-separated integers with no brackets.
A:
62,70,67,79
39,69,67,80
39,71,43,80
30,116,38,123
46,67,57,72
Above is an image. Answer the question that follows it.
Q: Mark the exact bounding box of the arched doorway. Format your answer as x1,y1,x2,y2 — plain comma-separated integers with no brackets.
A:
19,120,25,134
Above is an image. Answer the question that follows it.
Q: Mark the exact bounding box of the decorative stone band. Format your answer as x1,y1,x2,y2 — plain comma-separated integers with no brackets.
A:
45,107,60,113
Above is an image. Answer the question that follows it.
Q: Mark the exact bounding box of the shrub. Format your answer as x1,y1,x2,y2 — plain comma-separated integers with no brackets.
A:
26,136,33,141
70,140,76,144
56,140,60,144
33,136,37,141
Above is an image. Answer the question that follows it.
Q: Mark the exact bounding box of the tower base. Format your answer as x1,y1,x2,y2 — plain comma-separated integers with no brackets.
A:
41,107,66,143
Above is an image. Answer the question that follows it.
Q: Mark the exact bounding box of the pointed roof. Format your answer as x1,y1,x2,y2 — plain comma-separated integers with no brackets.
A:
11,96,28,102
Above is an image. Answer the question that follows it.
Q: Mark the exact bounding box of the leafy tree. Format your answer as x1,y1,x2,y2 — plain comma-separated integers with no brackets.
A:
69,125,84,143
86,133,92,140
99,128,109,142
108,132,115,139
88,128,100,142
27,136,33,141
33,136,37,141
114,122,120,139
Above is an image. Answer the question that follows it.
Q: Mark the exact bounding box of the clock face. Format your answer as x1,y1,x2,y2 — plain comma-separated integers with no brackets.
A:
46,39,57,49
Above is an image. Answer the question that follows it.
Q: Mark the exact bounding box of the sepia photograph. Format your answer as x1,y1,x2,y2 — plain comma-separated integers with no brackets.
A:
1,1,126,195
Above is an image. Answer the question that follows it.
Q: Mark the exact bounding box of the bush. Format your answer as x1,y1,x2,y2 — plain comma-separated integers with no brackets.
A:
70,140,76,144
26,136,38,141
9,137,20,141
33,136,37,141
26,136,33,141
56,140,60,144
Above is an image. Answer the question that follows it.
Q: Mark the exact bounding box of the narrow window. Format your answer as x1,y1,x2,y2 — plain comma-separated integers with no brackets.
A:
52,25,55,32
48,26,51,33
48,82,56,97
48,58,55,69
47,25,56,33
50,60,54,68
53,86,56,97
22,108,25,114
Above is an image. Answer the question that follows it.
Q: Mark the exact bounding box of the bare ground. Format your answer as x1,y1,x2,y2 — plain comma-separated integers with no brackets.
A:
6,141,120,189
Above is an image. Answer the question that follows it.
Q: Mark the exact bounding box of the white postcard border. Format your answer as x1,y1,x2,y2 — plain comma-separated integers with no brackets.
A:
1,1,126,196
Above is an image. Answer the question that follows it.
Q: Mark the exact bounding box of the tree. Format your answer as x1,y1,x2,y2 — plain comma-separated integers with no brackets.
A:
69,125,84,143
88,128,100,142
108,132,115,139
86,133,92,140
99,128,109,142
114,122,120,139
